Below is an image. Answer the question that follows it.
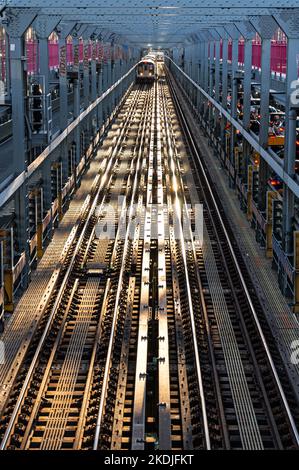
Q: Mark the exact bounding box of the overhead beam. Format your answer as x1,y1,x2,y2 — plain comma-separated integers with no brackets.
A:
38,7,270,17
3,1,299,7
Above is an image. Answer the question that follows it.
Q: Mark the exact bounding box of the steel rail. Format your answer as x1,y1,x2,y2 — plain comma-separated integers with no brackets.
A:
156,83,172,450
20,279,80,448
92,87,152,448
160,83,211,450
131,83,155,450
93,85,154,449
160,80,229,447
109,88,153,450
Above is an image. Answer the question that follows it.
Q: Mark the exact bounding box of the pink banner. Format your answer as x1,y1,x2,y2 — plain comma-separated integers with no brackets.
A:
215,37,289,75
4,36,294,78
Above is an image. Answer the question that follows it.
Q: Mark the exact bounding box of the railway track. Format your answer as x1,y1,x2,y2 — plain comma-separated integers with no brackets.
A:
165,70,299,449
0,68,299,450
0,84,152,450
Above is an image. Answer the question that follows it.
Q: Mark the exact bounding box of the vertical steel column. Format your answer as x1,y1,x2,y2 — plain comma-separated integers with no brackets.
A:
82,30,93,147
182,46,186,73
0,240,3,327
274,11,299,255
11,35,29,257
174,47,179,64
35,16,61,98
103,59,108,92
208,39,214,96
97,60,103,131
189,45,193,98
195,39,203,111
35,16,61,145
107,56,112,88
250,16,279,211
207,37,215,129
196,36,204,113
91,40,98,137
190,44,194,79
106,57,112,118
83,38,90,110
34,16,61,224
118,57,123,102
225,25,240,187
5,29,10,98
230,38,239,186
237,22,256,183
38,38,49,94
91,40,97,102
58,33,68,183
259,38,271,149
199,38,205,88
258,37,270,210
119,57,123,101
230,38,239,120
241,39,253,180
102,59,108,123
58,23,76,187
243,39,252,129
58,31,70,130
214,39,220,103
203,41,209,92
111,45,116,110
41,162,53,243
72,32,82,172
190,45,195,102
216,28,229,155
211,31,221,138
8,12,36,286
242,38,253,130
202,40,209,124
191,43,196,82
196,42,201,85
193,43,198,104
10,36,27,173
221,38,228,109
283,39,299,252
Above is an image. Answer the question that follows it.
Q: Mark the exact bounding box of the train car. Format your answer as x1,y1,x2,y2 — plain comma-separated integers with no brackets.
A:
144,52,156,59
156,52,164,62
136,58,156,83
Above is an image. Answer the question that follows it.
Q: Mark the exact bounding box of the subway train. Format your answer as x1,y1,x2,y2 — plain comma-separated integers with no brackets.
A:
136,57,156,83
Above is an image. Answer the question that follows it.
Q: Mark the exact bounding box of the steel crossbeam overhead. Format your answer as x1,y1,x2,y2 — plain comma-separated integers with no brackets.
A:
0,1,299,46
1,0,299,6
